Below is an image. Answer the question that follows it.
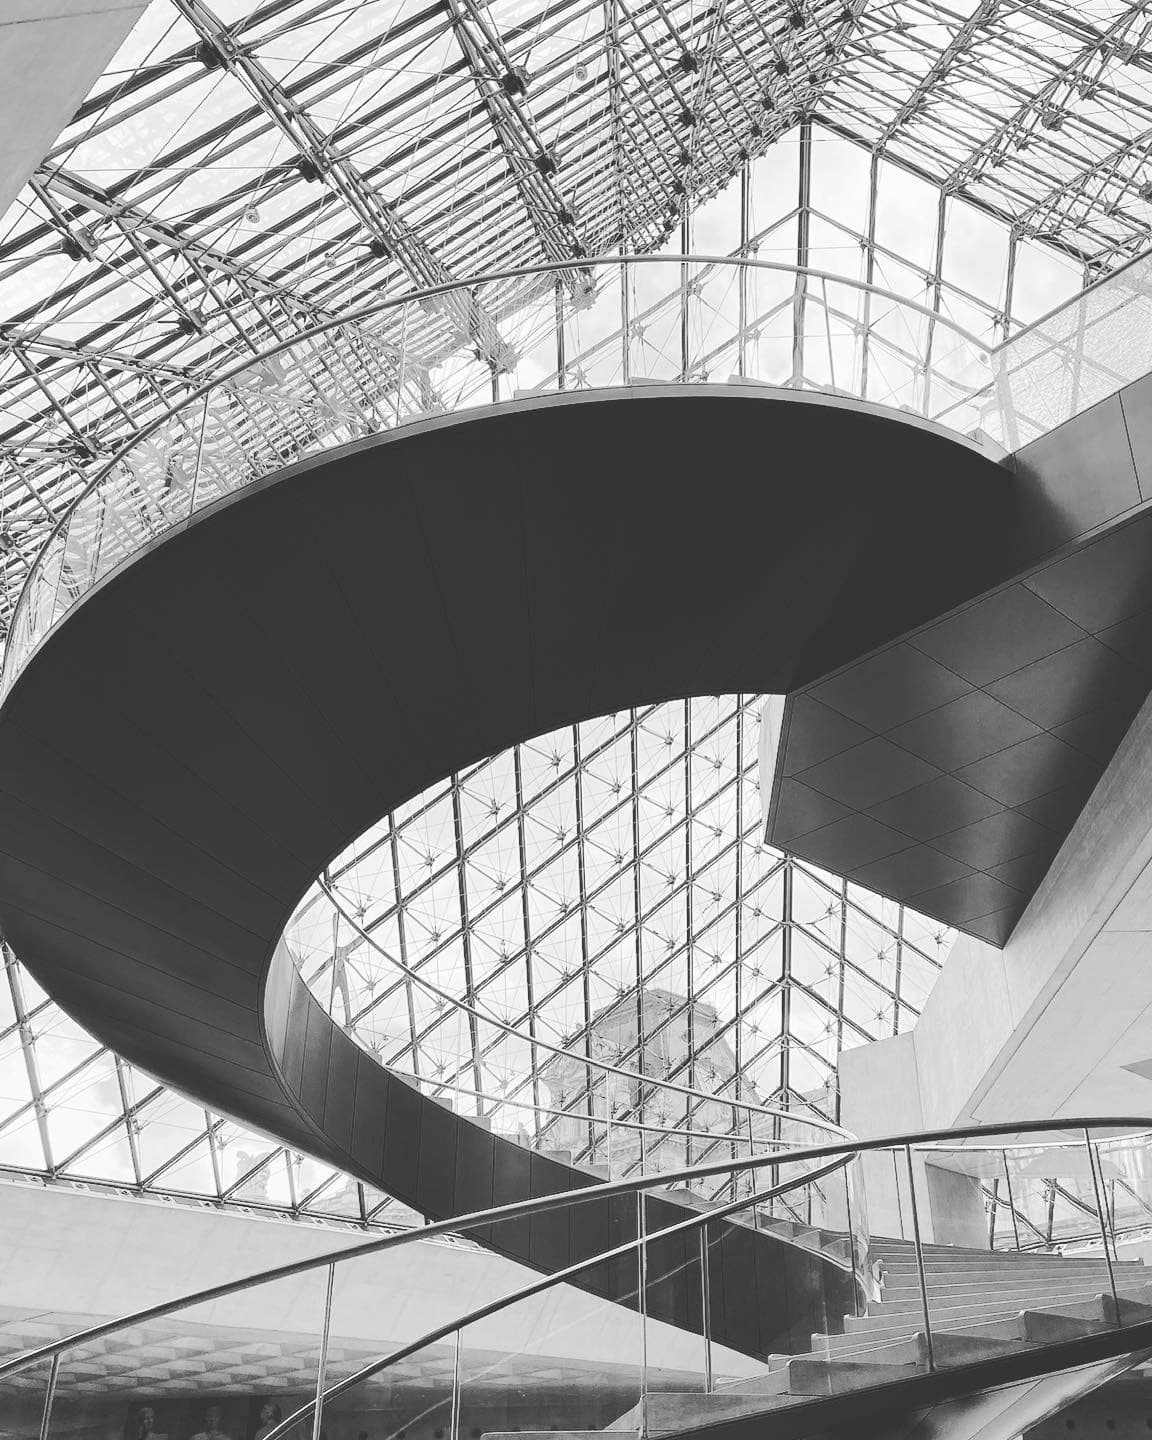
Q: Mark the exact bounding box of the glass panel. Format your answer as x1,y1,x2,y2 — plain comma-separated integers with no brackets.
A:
0,1355,56,1440
909,1134,1131,1373
319,1267,457,1440
455,1259,645,1440
44,1266,332,1438
1096,1128,1152,1262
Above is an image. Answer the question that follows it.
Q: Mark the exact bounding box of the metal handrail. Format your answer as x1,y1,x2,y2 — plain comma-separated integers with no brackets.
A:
312,875,849,1138
1,252,993,696
6,1113,1151,1387
267,1157,852,1440
987,244,1152,356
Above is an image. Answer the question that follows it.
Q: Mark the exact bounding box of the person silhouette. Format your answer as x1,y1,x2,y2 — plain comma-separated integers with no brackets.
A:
254,1402,282,1440
190,1405,231,1440
128,1407,167,1440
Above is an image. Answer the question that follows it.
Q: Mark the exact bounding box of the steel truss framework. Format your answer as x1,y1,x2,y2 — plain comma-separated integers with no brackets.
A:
0,0,1147,617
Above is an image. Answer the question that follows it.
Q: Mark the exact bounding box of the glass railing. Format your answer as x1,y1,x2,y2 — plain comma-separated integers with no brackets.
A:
976,248,1152,449
0,254,999,700
8,249,1152,704
5,1119,1152,1439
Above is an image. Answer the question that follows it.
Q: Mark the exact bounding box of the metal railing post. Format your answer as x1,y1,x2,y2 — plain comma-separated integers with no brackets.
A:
1085,1127,1119,1318
1001,1149,1022,1252
312,1262,336,1440
843,1163,860,1318
904,1144,934,1371
450,1327,463,1440
638,1190,648,1433
699,1225,713,1394
38,1353,59,1440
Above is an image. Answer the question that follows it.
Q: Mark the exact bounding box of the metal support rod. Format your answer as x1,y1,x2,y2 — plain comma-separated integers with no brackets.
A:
450,1327,463,1440
555,279,566,389
38,1353,60,1440
904,1144,934,1371
189,392,211,514
842,1164,859,1318
1001,1149,1022,1252
699,1225,713,1394
638,1190,649,1433
791,118,812,387
737,161,749,378
312,1262,336,1440
621,256,631,384
681,214,691,378
1085,1127,1119,1318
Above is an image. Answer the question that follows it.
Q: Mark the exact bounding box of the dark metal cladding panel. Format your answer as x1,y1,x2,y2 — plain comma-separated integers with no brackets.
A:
703,1226,725,1356
417,1095,459,1215
528,1150,577,1271
350,1050,389,1176
0,794,258,1006
298,996,332,1126
0,721,285,938
453,1118,496,1248
382,1074,423,1208
323,1026,358,1155
643,1194,695,1332
489,1140,532,1263
263,954,292,1062
569,1188,613,1300
1013,392,1141,541
280,971,311,1096
714,1219,763,1358
605,1191,641,1308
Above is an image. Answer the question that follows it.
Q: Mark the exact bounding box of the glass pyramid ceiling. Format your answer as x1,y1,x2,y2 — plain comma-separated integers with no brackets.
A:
0,0,1142,1211
0,0,1139,622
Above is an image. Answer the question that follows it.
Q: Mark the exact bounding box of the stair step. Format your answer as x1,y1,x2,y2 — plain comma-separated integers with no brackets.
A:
784,1355,923,1395
816,1314,1027,1355
610,1388,791,1435
881,1290,1134,1313
873,1280,1152,1316
487,1433,620,1440
864,1294,1138,1328
881,1255,1140,1278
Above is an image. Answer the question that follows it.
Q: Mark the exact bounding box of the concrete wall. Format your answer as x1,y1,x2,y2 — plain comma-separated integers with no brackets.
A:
839,1032,924,1241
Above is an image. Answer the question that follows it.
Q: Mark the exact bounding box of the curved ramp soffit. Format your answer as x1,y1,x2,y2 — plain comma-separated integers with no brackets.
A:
0,386,1018,1352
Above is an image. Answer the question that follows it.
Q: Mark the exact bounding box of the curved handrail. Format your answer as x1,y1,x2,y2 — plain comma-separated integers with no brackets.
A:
310,874,849,1141
1,253,994,697
6,1113,1151,1388
268,1158,852,1440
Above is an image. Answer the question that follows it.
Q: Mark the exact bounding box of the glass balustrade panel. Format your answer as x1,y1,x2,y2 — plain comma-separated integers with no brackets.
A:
452,1240,645,1440
317,1265,460,1440
1093,1128,1152,1262
41,1266,333,1439
910,1134,1127,1372
0,1356,56,1440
